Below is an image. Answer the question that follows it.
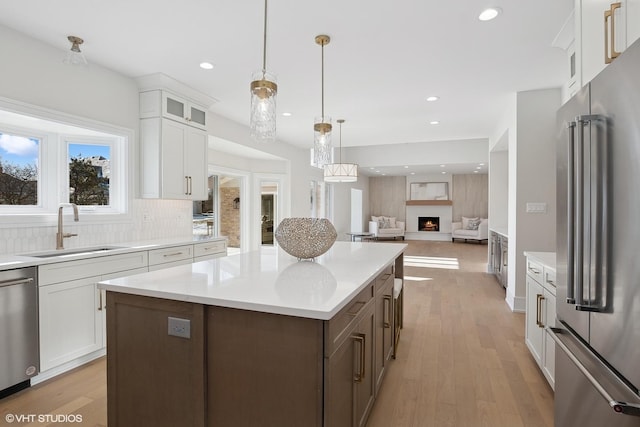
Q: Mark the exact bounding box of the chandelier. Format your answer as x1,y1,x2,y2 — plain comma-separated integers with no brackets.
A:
324,119,358,182
250,0,277,143
313,34,332,168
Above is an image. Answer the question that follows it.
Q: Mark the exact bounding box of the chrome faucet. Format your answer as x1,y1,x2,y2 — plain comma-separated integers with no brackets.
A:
56,203,79,250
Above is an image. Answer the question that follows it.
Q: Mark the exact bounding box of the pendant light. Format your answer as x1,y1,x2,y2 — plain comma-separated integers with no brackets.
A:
313,34,332,168
324,119,358,182
250,0,277,143
63,36,88,66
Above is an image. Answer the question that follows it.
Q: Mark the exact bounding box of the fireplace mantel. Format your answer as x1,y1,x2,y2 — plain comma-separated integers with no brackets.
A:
406,200,453,206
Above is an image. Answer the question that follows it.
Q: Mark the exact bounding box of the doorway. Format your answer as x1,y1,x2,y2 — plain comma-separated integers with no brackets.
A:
260,182,278,246
193,173,244,253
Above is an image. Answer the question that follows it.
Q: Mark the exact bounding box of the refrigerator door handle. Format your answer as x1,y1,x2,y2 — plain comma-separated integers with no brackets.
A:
576,114,607,312
574,117,586,308
566,120,576,304
548,327,640,417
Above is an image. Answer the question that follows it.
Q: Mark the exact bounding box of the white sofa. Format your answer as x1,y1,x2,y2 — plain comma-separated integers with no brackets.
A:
451,217,488,243
369,216,405,240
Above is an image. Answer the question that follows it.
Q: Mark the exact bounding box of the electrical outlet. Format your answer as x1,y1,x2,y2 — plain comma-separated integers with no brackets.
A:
167,317,191,339
142,212,152,222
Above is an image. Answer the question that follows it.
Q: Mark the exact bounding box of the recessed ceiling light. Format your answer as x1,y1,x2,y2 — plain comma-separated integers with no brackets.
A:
410,172,415,175
474,170,479,173
282,112,292,117
479,7,501,21
404,165,409,169
382,173,387,176
440,164,446,168
479,163,485,166
441,171,447,174
376,170,381,173
370,167,375,170
426,96,439,102
476,166,482,170
199,62,214,70
430,121,440,125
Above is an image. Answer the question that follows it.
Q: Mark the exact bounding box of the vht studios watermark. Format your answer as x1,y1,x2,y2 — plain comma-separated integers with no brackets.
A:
5,413,83,423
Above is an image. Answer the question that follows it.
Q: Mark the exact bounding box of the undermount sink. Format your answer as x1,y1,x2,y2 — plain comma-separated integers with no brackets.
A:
21,246,127,259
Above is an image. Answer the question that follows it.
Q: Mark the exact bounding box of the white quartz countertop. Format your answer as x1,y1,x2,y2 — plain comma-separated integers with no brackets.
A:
98,241,407,320
523,251,556,269
0,236,227,271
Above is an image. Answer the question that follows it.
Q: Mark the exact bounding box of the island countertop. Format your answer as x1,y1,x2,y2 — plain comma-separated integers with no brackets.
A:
98,241,407,320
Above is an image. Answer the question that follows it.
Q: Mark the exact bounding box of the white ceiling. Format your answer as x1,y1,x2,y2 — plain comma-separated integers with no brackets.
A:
0,0,573,175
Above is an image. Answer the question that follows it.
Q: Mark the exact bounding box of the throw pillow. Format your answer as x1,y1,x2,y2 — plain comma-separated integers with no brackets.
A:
386,216,397,228
466,218,482,230
462,216,479,229
380,217,392,229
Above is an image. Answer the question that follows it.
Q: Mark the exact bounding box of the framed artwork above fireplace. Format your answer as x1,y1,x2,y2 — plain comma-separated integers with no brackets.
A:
409,182,449,201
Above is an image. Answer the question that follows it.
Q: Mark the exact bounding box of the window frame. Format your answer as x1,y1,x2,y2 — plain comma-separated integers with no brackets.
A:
0,96,133,227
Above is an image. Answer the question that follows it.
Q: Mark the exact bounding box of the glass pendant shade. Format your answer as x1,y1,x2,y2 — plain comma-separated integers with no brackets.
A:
324,163,358,182
250,70,278,143
63,36,88,66
313,116,332,167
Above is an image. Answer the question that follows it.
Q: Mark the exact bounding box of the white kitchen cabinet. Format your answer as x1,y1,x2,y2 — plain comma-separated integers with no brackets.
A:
140,90,208,130
577,0,640,85
38,252,149,372
148,244,194,271
193,240,227,262
140,117,208,200
39,276,103,371
524,254,556,389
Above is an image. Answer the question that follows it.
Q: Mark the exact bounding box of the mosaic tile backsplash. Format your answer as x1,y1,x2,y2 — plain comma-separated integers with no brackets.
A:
0,199,194,256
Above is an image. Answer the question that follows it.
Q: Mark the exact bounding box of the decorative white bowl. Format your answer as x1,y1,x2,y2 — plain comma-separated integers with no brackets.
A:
275,218,337,260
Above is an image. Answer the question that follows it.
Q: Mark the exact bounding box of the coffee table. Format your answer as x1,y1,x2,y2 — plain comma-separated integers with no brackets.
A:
346,232,375,242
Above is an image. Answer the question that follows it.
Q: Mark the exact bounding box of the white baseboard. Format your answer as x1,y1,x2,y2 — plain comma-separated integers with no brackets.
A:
505,287,525,313
405,232,452,241
31,349,106,385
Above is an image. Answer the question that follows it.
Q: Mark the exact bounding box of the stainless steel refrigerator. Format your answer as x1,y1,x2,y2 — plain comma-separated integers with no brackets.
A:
553,37,640,426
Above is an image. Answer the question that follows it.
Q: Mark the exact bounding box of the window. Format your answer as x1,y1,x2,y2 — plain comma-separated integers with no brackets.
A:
0,102,131,222
0,130,40,206
67,141,113,207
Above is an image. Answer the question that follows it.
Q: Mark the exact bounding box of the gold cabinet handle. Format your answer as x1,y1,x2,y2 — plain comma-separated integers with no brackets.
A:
536,294,545,328
383,295,392,328
604,2,622,64
98,290,103,311
346,300,366,316
352,334,366,383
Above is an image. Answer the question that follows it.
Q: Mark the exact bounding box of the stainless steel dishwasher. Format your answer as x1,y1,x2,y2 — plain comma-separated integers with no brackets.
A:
0,266,39,394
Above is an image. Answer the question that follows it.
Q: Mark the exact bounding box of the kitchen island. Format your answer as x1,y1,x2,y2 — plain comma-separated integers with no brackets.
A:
99,241,406,427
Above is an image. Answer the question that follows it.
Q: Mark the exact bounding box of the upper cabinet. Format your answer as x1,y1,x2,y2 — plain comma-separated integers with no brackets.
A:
138,84,211,200
140,90,208,130
576,0,640,86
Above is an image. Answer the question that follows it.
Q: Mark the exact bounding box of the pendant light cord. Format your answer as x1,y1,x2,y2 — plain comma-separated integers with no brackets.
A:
262,0,268,75
338,121,342,163
321,42,325,121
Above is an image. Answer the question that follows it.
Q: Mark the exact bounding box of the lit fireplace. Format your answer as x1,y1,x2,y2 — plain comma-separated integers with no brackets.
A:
418,216,440,232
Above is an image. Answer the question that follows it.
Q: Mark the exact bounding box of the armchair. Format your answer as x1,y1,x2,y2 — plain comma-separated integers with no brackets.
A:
451,217,488,243
369,216,405,240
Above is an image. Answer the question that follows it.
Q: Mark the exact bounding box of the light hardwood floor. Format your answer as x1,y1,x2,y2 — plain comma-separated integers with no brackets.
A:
367,240,554,427
0,240,553,427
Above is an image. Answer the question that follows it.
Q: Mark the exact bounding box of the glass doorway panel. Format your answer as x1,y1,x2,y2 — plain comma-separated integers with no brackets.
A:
261,181,278,246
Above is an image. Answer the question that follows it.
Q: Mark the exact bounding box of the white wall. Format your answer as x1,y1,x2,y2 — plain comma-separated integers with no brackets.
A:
511,88,559,304
489,89,560,311
332,177,370,241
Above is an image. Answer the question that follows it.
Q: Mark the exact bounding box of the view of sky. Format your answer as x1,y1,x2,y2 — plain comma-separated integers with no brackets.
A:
0,132,110,168
0,132,39,167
